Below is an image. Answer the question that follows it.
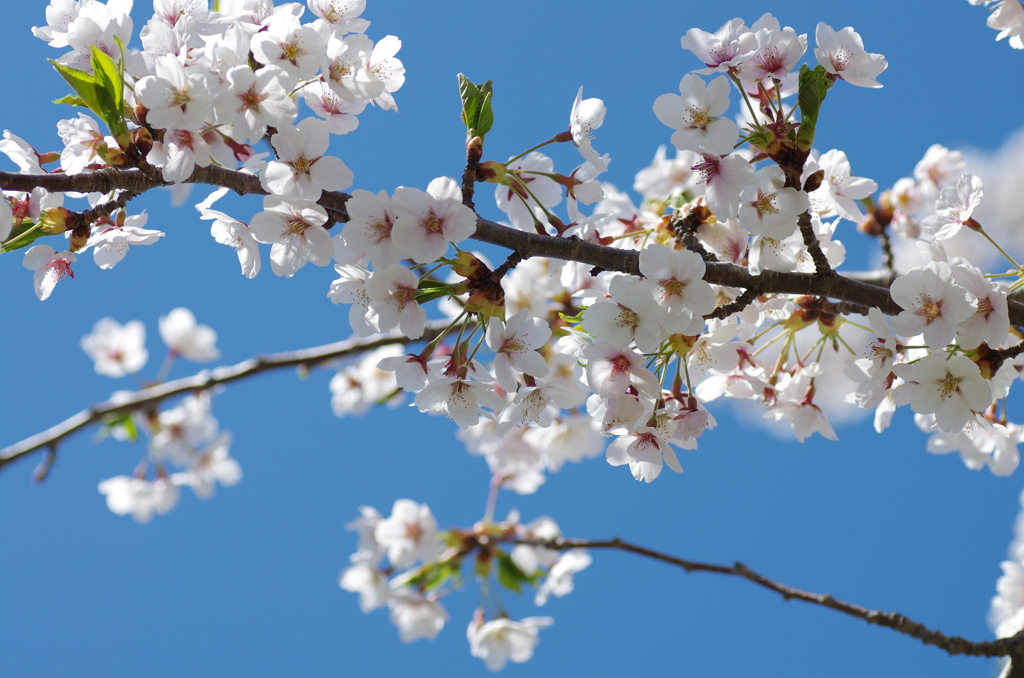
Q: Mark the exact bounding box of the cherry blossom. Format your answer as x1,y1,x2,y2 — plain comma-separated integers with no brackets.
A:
889,261,975,348
814,23,887,88
159,307,220,362
249,195,334,277
136,55,210,132
630,244,716,333
653,74,738,156
80,318,148,377
691,153,755,220
97,476,180,524
921,173,985,240
200,206,261,278
415,376,505,429
467,611,554,672
738,165,809,238
86,211,165,269
262,119,354,200
569,86,608,172
341,189,407,268
251,11,326,79
486,309,552,391
174,432,242,499
211,65,297,143
679,18,756,73
22,244,76,300
374,499,441,569
908,352,993,433
367,264,426,339
391,176,477,263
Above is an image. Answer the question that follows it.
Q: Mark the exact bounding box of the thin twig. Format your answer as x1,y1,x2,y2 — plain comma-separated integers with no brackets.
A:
505,536,1024,660
0,323,454,472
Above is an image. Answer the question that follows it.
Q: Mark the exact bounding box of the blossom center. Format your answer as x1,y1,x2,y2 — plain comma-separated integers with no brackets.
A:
938,373,962,401
279,38,306,66
424,213,443,234
977,297,994,318
660,278,687,298
239,87,269,112
914,296,943,322
372,219,393,244
683,107,711,131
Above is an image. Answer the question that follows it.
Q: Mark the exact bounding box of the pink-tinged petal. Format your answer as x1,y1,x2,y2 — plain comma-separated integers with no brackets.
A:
605,437,632,466
311,155,354,191
305,225,335,267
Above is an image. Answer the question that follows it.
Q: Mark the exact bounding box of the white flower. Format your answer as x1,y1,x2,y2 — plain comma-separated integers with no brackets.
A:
339,561,390,612
147,130,212,184
391,177,477,263
679,18,757,74
57,113,109,174
807,149,877,222
200,207,261,278
606,424,682,483
81,318,148,377
583,275,665,354
630,244,716,333
890,261,975,348
308,0,370,35
136,55,210,132
303,81,366,134
388,591,447,643
321,33,383,103
486,309,552,391
814,23,887,88
738,165,809,238
467,612,553,672
909,353,992,433
261,119,354,200
740,14,807,81
328,263,379,336
569,86,608,172
211,64,297,143
97,476,180,524
691,153,755,220
174,432,242,499
653,74,738,156
250,11,326,79
953,261,1009,350
249,195,334,277
583,342,662,400
921,173,984,240
367,35,405,110
415,376,505,429
159,307,220,362
535,550,591,606
22,245,76,301
86,212,165,269
374,499,441,569
367,264,425,339
341,189,407,268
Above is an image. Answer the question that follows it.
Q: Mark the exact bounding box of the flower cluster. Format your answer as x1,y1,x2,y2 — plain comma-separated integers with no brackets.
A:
88,308,241,522
339,502,587,671
4,0,404,295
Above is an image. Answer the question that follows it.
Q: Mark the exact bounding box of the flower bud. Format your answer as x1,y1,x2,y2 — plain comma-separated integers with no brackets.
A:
69,225,91,251
38,207,70,234
476,160,505,184
803,169,825,193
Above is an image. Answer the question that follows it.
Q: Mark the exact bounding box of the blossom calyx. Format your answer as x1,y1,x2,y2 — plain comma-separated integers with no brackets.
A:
476,160,505,184
38,207,72,234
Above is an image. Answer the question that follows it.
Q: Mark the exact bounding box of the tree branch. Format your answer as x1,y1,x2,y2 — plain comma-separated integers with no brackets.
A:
7,167,1024,326
0,323,453,472
507,536,1024,661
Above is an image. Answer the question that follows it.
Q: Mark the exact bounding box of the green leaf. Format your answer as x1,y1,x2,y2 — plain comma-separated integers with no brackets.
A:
459,73,481,132
558,309,585,324
796,64,831,151
495,552,529,594
100,412,139,443
458,75,494,137
89,46,128,137
417,279,450,290
50,60,105,116
414,286,451,305
476,87,494,136
1,222,46,253
52,94,89,108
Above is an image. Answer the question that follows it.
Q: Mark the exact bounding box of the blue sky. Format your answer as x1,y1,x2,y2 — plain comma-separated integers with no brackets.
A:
2,1,1023,676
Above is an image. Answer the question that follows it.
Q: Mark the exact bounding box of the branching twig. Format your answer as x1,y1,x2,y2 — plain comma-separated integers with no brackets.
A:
505,536,1024,661
0,322,454,472
7,167,1024,325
